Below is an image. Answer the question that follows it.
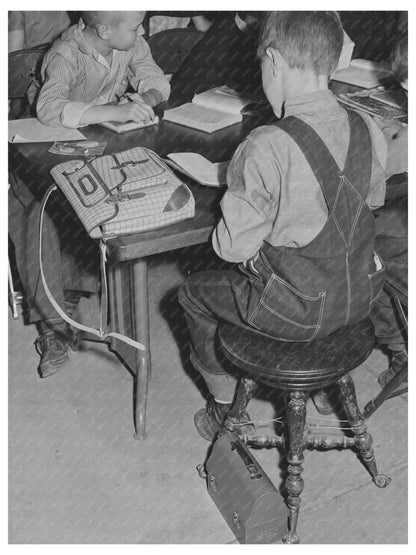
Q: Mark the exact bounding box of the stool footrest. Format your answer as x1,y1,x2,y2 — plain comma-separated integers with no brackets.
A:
243,432,355,450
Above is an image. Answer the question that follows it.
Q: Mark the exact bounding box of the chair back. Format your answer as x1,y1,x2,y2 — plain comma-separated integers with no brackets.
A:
148,28,204,75
8,43,49,99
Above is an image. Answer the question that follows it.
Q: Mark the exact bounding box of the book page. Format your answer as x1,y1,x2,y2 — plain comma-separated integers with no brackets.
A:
166,152,229,187
164,103,242,133
192,88,254,115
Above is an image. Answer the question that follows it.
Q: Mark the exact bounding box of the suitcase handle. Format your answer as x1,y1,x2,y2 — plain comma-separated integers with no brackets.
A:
231,440,262,480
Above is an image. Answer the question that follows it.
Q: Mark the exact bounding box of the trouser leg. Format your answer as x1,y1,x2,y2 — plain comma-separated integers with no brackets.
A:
371,234,407,347
178,269,252,402
9,171,99,325
370,288,407,347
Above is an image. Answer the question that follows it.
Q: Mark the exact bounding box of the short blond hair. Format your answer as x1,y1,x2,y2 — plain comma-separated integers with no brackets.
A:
258,11,344,77
81,11,125,29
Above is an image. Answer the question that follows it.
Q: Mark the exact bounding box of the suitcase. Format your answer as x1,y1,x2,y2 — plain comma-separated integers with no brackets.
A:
201,432,288,544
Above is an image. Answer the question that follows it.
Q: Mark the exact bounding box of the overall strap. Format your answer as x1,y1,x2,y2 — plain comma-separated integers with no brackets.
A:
277,116,342,210
277,109,373,209
342,108,372,198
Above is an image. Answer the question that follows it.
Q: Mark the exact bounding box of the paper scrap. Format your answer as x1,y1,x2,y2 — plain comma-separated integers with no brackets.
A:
8,118,86,143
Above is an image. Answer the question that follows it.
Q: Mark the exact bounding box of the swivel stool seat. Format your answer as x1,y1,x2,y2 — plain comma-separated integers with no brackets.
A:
217,317,391,544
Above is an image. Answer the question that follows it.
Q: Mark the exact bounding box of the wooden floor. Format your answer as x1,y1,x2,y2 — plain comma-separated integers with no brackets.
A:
8,251,408,544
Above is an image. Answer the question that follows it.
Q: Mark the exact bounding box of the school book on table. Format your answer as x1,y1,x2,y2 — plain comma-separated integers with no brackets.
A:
166,152,229,187
163,86,256,133
332,59,395,89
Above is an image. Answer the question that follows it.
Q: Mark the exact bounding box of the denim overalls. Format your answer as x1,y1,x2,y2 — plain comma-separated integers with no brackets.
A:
245,108,385,341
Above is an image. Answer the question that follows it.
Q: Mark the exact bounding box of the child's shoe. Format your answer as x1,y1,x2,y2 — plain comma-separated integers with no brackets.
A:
311,387,336,415
194,397,254,441
35,321,76,378
378,350,408,389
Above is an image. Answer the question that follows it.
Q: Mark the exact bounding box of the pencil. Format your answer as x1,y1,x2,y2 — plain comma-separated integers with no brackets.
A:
120,91,134,103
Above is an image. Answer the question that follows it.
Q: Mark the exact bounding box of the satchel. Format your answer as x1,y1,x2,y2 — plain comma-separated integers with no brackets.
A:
38,146,194,351
50,146,195,239
200,432,288,544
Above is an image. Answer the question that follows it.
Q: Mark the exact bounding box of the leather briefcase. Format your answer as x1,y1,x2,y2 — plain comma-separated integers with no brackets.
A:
201,432,288,544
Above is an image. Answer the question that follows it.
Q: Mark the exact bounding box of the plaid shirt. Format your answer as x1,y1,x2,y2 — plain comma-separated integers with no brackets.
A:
213,90,388,262
37,20,170,128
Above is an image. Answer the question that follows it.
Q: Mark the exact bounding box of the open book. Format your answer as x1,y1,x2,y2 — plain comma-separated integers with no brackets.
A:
332,59,395,88
166,152,229,187
163,86,255,133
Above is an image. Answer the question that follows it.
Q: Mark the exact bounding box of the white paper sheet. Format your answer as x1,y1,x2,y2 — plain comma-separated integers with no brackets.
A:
8,118,86,143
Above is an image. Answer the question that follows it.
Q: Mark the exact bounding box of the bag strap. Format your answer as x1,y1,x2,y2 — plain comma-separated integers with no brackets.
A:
39,185,146,351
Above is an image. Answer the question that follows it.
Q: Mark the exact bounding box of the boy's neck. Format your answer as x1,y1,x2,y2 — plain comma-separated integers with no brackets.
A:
285,72,329,101
83,27,113,60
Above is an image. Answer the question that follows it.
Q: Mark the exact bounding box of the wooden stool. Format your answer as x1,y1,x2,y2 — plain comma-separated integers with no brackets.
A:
217,317,391,544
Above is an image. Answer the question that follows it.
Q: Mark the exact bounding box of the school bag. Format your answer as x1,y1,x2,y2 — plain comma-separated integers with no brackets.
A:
39,146,195,350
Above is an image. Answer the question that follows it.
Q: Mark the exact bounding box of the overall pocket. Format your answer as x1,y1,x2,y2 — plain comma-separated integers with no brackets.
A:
368,252,385,306
248,273,327,341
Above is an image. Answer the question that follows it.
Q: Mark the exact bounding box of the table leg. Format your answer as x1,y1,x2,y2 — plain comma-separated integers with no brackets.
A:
130,258,151,440
108,259,152,439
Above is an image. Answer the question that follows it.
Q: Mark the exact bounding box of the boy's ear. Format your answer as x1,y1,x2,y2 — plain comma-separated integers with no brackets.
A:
96,23,110,41
265,47,282,76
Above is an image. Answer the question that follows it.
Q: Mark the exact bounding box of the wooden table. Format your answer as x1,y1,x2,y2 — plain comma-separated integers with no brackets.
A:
9,114,261,439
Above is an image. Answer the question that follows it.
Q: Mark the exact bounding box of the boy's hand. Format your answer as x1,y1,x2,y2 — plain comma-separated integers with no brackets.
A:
131,90,163,108
78,90,161,127
116,96,155,124
373,116,405,140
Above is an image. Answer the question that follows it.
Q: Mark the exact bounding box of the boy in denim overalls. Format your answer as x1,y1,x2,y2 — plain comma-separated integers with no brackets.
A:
178,12,387,441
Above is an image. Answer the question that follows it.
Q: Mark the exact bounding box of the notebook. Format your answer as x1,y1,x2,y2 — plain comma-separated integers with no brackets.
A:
163,86,255,133
100,116,159,133
166,152,230,187
332,59,395,88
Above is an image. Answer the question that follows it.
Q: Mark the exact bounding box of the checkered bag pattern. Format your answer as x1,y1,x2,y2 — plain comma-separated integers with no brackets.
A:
50,146,195,239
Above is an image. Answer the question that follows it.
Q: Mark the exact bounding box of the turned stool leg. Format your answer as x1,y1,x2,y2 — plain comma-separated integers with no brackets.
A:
336,374,391,488
221,377,258,434
282,390,308,544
